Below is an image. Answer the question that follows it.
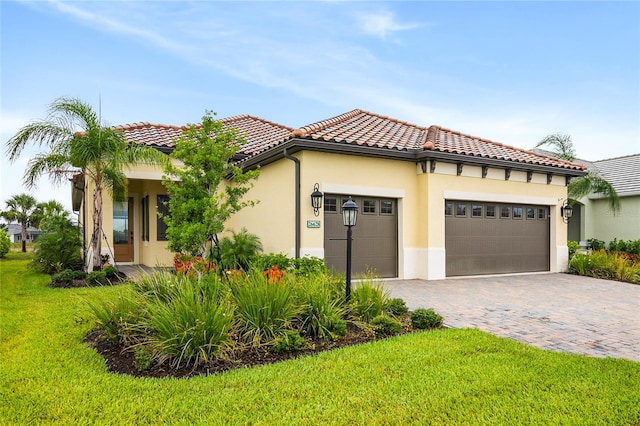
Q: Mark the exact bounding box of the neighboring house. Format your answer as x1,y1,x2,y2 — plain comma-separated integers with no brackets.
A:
72,109,586,279
3,223,42,243
568,154,640,244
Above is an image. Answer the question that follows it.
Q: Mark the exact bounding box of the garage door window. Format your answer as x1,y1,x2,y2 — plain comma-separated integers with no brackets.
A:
456,203,467,217
324,198,337,213
486,205,496,218
538,208,547,220
445,202,453,216
381,200,394,215
513,207,523,219
472,204,482,217
501,206,510,218
527,207,536,219
363,200,376,214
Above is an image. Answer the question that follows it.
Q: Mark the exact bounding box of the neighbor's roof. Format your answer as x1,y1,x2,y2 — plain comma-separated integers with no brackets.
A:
591,154,640,197
292,109,585,171
115,115,293,156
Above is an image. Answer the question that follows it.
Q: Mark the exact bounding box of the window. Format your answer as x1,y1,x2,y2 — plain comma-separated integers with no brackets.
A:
538,208,548,220
363,200,376,214
526,207,536,219
324,198,337,213
456,203,467,217
486,205,496,218
500,206,511,218
113,201,129,244
472,204,482,217
141,195,149,242
444,202,453,216
513,206,523,219
157,195,170,241
380,200,393,215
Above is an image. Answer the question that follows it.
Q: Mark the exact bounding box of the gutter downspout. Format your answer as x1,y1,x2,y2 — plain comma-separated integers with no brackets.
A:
283,148,300,259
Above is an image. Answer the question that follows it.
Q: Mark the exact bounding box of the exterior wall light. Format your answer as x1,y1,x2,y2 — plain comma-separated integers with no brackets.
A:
560,199,573,223
342,196,358,302
311,183,323,217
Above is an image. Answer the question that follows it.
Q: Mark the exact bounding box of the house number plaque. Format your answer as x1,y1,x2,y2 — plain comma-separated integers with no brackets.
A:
306,220,321,228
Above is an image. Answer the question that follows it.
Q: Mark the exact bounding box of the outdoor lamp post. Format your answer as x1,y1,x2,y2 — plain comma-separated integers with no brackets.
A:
342,196,358,302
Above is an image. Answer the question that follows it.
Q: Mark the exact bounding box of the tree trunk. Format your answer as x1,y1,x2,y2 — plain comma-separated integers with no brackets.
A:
91,183,103,271
20,222,27,252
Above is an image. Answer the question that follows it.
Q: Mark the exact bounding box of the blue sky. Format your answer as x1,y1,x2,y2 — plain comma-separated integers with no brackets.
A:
1,0,639,212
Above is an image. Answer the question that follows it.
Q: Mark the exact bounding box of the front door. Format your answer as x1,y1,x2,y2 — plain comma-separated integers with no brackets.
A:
113,197,134,262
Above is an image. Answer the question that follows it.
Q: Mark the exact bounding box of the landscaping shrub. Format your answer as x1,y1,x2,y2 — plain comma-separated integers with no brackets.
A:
251,253,293,272
567,240,580,259
370,315,402,337
608,238,640,256
587,238,605,251
51,269,87,286
0,227,10,258
230,269,298,345
87,292,141,345
570,250,640,283
103,265,120,279
31,215,82,274
219,228,263,271
350,278,390,322
292,256,328,277
386,298,409,318
411,308,444,330
141,281,234,367
271,330,309,353
86,271,107,285
295,275,347,340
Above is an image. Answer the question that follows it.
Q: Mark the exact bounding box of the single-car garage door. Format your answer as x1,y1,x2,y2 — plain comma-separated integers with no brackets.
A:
445,200,550,276
324,195,397,278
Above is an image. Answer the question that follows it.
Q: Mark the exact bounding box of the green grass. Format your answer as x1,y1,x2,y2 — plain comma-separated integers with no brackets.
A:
1,251,639,425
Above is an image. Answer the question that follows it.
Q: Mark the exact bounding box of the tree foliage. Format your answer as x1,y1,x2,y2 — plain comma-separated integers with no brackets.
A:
536,133,620,214
5,97,166,269
162,112,260,267
1,193,38,252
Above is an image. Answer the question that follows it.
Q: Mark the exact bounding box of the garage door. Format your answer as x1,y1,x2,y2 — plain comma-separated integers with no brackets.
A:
324,195,397,278
445,200,550,276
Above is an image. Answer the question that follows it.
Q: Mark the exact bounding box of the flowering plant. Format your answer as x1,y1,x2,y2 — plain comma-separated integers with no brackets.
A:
263,265,286,283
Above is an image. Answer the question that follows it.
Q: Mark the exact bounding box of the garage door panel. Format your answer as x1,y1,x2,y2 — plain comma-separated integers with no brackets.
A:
324,195,397,278
446,201,549,276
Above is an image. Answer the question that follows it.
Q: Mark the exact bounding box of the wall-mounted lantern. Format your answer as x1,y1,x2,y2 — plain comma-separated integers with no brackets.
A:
311,183,323,217
560,199,573,223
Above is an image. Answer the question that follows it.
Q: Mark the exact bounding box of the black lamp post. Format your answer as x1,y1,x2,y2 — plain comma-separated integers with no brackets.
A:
342,196,358,302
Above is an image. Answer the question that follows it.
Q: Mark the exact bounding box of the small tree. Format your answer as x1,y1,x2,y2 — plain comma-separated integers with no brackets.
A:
536,133,620,214
0,226,10,258
1,193,38,252
162,112,260,272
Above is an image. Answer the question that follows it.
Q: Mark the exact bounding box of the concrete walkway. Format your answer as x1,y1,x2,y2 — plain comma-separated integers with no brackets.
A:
384,273,640,362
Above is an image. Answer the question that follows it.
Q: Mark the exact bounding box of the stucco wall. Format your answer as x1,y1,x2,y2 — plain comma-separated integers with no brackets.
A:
586,196,640,242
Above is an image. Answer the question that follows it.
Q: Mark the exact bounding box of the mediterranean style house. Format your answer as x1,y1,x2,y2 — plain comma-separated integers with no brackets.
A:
71,109,586,279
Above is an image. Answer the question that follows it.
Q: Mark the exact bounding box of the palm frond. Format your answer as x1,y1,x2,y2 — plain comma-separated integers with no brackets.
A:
535,133,576,162
568,172,621,214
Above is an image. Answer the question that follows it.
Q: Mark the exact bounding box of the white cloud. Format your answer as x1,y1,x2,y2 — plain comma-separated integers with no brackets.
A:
355,10,421,39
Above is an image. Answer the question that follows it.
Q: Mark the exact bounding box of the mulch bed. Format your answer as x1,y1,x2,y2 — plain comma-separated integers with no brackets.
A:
85,322,414,379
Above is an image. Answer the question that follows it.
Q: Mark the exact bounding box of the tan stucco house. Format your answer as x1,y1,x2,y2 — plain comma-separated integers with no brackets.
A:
72,109,586,279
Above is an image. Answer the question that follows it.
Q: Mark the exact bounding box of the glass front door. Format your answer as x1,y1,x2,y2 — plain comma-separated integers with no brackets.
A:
113,197,134,262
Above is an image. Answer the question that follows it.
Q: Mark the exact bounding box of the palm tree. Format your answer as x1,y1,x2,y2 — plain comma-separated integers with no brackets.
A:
31,200,68,230
536,133,620,213
5,97,166,269
1,193,38,252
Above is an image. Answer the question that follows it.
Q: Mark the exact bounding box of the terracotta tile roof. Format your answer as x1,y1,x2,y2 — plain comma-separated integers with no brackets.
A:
115,115,293,155
291,109,584,171
292,109,428,151
424,125,586,171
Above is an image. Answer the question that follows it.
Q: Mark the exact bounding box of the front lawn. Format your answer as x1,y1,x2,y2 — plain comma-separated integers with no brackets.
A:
1,251,639,425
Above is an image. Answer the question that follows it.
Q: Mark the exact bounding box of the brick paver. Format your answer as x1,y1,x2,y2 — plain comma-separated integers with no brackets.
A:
384,273,640,361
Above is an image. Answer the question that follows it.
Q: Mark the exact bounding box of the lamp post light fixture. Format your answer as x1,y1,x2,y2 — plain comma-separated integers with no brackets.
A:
311,183,323,217
342,196,358,302
560,199,573,224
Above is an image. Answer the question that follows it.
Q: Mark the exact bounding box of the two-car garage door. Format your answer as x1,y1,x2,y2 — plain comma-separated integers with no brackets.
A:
445,200,550,276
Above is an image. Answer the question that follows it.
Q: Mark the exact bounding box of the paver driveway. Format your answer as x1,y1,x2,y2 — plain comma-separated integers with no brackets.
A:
384,273,639,361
